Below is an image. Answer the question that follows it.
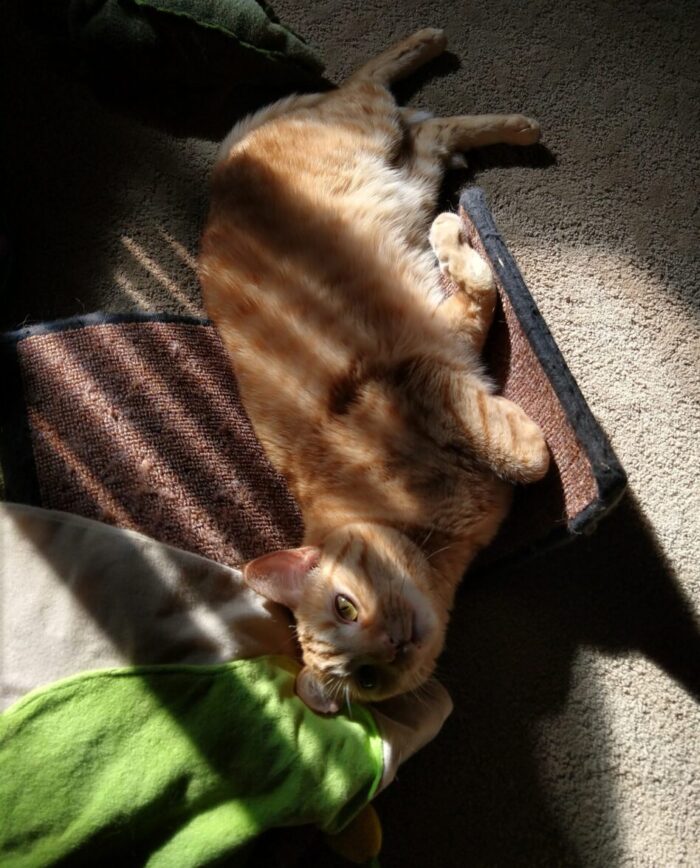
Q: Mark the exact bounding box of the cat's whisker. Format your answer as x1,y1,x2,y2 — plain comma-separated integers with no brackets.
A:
420,525,436,549
330,676,350,713
322,670,347,707
425,543,455,562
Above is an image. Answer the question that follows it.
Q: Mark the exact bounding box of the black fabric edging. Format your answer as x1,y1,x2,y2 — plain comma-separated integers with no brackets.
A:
0,334,41,504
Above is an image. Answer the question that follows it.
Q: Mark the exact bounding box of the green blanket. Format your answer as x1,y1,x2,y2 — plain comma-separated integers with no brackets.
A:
1,656,383,867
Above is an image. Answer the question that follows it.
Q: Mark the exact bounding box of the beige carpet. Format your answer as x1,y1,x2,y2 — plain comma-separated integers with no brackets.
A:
2,1,699,865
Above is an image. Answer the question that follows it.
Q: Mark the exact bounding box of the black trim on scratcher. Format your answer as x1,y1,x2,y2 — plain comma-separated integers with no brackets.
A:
0,311,209,504
460,187,627,535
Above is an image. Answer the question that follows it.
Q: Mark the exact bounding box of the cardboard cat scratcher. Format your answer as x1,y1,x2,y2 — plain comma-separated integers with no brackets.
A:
0,187,626,575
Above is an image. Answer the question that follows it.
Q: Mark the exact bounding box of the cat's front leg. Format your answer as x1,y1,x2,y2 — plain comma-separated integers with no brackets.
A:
430,212,496,352
430,215,549,483
452,381,551,484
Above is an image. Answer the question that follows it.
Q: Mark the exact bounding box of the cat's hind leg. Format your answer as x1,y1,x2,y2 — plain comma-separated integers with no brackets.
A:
401,115,540,236
414,114,541,154
430,212,496,353
324,31,447,201
347,28,447,87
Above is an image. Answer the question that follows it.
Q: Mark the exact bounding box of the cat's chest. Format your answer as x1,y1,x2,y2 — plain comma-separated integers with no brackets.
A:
283,377,505,542
313,393,481,499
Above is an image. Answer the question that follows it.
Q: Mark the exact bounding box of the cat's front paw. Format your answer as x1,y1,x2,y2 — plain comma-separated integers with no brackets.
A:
513,415,550,483
494,397,550,483
430,212,492,293
429,212,463,267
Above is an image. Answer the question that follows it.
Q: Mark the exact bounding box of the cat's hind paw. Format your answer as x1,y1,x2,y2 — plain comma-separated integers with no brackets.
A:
408,27,448,58
500,115,541,146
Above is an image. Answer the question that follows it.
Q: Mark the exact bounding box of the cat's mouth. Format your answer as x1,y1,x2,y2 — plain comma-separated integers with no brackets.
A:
346,656,430,707
296,647,427,713
344,638,428,700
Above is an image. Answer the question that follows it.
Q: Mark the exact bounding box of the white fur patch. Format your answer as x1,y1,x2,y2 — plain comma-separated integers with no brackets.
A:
404,109,435,125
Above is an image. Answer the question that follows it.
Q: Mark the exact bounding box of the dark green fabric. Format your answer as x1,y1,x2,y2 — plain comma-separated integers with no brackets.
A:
0,656,383,867
13,0,326,135
68,0,324,84
131,0,322,69
53,0,327,133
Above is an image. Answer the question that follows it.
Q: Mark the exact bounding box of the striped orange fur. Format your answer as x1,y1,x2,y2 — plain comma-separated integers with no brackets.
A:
199,29,549,713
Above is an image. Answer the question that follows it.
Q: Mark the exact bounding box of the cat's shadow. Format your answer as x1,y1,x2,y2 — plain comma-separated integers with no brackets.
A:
266,492,700,868
265,486,699,868
288,489,699,868
368,490,700,868
438,142,557,203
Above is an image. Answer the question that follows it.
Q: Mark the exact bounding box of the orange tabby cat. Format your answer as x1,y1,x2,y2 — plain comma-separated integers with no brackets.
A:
199,29,549,713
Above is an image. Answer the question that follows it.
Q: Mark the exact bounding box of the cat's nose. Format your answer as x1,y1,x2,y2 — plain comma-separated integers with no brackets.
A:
383,633,413,662
394,640,411,658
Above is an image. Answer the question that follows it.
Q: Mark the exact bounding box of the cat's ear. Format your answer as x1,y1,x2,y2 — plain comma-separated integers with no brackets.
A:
296,666,340,715
243,546,320,611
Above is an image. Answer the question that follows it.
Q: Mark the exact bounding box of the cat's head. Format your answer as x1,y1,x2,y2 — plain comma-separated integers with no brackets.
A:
244,523,446,713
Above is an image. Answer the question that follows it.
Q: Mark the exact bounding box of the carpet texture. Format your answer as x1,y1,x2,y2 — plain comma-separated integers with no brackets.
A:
1,1,698,866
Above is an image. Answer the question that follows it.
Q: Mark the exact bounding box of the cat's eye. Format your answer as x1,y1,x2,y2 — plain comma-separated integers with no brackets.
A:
356,665,378,691
334,594,359,622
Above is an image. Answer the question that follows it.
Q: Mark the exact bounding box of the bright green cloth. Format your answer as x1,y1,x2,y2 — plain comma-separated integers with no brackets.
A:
0,656,383,867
